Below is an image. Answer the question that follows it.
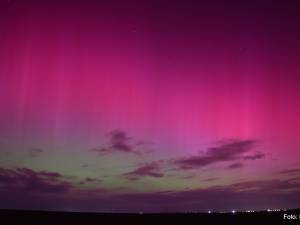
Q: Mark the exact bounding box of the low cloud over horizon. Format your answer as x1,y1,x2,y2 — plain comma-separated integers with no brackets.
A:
0,166,299,212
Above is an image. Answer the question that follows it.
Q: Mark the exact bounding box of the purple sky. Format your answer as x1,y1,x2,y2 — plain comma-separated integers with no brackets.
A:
0,0,300,212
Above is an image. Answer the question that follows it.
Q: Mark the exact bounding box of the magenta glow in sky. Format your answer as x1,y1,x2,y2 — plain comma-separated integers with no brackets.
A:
0,0,300,212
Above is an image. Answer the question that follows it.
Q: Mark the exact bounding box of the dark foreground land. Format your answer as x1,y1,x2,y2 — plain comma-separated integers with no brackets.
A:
0,209,299,225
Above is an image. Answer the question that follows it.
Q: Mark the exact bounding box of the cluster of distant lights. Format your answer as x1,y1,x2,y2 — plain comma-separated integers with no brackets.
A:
207,208,284,214
136,208,286,214
207,210,238,214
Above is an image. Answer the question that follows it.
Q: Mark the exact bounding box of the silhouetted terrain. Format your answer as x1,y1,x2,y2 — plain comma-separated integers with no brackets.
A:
0,209,299,225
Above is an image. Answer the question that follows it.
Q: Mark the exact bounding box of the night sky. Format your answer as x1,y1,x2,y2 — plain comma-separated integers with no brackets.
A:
1,0,300,212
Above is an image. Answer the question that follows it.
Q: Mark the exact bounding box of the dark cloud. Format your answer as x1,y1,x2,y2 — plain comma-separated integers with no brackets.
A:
0,167,72,194
90,130,153,155
78,177,101,185
201,177,219,182
108,130,133,153
85,177,101,183
85,178,98,182
28,148,44,158
287,177,300,182
227,163,244,169
174,140,256,169
123,162,164,181
243,152,265,161
228,178,300,192
277,168,300,174
0,167,107,197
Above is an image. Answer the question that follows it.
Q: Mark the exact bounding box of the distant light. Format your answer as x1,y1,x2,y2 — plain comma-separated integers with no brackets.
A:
266,209,281,212
232,210,236,214
246,210,255,213
208,210,211,214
